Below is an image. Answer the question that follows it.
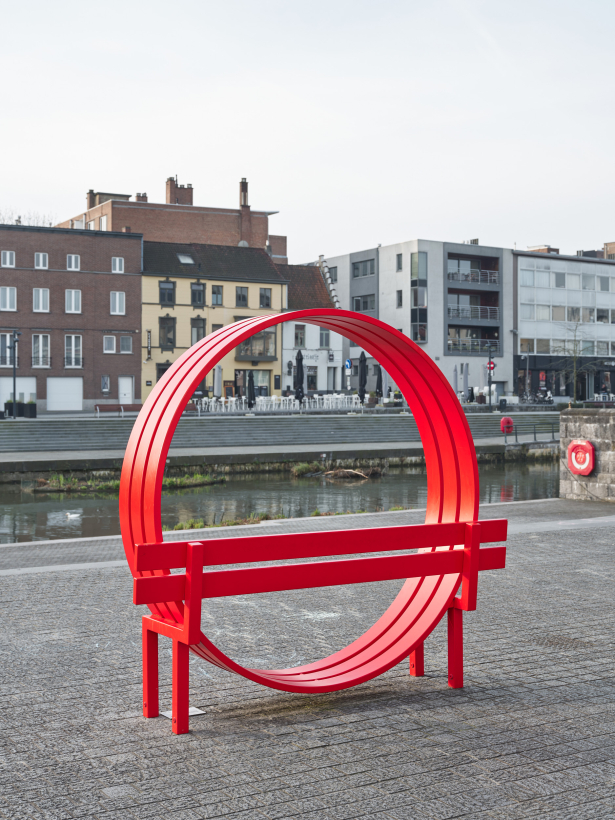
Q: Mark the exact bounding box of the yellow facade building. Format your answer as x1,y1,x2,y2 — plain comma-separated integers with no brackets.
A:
142,241,288,401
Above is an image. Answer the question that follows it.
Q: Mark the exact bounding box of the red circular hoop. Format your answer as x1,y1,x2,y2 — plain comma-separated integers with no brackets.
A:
120,310,479,693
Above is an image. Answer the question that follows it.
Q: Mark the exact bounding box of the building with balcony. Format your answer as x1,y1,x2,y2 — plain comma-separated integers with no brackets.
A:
141,241,288,401
320,240,514,398
0,224,142,411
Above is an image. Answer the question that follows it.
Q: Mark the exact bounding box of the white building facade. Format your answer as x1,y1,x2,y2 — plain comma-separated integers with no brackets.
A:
281,321,345,394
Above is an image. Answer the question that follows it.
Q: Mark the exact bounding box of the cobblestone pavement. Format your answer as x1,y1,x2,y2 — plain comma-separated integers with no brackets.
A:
0,500,614,819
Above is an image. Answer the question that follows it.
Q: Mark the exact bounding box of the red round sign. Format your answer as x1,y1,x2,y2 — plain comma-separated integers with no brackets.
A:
567,440,595,476
487,361,495,371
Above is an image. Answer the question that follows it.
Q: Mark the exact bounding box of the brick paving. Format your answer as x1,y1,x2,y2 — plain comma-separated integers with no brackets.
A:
0,500,614,819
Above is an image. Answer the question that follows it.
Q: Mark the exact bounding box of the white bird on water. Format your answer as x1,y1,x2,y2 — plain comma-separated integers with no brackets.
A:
65,512,81,519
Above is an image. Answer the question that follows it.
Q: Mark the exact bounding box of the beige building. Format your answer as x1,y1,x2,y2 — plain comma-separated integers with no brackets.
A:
142,241,288,400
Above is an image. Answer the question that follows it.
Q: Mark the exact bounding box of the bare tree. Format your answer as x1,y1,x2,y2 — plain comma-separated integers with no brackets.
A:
549,321,598,400
0,208,56,227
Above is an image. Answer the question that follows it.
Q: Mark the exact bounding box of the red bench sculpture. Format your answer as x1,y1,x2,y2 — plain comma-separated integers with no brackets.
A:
120,309,508,734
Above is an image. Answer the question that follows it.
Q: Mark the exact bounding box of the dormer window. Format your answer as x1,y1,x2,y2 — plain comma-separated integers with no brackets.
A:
177,254,194,264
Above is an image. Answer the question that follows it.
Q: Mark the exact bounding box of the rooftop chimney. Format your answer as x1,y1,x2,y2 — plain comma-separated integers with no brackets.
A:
135,192,148,202
87,189,96,209
240,178,249,207
166,176,193,206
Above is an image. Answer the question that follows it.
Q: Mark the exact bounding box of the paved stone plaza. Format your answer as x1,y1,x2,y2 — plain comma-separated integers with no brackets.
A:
1,499,614,819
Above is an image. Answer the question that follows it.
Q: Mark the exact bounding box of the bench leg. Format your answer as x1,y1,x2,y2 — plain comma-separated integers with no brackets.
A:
172,640,190,735
142,625,159,718
409,642,424,676
447,607,463,689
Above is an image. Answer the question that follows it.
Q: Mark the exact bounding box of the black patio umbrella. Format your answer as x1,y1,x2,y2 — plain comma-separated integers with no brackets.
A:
295,350,305,405
247,369,256,410
358,351,368,405
375,365,383,398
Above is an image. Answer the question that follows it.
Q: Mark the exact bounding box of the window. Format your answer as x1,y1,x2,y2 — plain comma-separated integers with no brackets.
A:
110,291,125,315
519,270,534,287
67,254,80,271
294,324,305,348
65,335,82,367
554,272,566,288
552,340,565,354
411,252,427,280
65,289,81,313
551,305,566,321
159,281,175,305
319,327,330,348
536,271,550,288
536,339,550,354
307,366,317,391
103,336,116,353
597,308,609,323
120,336,132,353
87,221,95,230
34,252,48,269
211,285,222,305
191,318,206,345
190,282,204,306
581,340,594,356
33,288,49,312
412,287,427,307
352,259,375,278
259,288,271,309
0,287,16,311
159,316,176,349
519,338,534,353
1,251,15,268
535,304,550,321
112,257,124,273
101,375,110,392
582,274,595,290
0,333,15,366
329,266,337,283
353,294,376,311
396,253,403,272
32,334,50,367
566,273,580,289
582,307,595,323
597,341,609,356
520,304,535,320
236,286,248,307
177,253,194,264
212,323,223,333
353,365,359,376
396,290,403,308
100,215,107,231
598,276,610,292
237,329,276,359
567,306,580,322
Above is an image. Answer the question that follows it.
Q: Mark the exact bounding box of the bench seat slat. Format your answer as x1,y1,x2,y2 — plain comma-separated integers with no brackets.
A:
135,519,507,571
133,545,506,605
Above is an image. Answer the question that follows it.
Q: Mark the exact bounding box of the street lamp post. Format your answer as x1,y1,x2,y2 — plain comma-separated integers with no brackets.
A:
9,331,21,420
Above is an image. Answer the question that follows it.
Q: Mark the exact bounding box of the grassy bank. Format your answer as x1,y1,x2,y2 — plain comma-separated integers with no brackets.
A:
31,472,225,494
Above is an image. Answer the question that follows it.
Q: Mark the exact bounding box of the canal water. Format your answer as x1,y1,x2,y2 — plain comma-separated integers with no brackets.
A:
0,461,559,544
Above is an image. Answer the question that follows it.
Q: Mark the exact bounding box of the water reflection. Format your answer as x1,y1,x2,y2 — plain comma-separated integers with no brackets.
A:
0,461,559,544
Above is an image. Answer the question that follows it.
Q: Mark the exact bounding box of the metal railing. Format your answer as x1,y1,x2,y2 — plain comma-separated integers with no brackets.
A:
447,305,500,321
447,339,501,354
64,356,83,368
503,422,559,444
0,355,18,367
447,269,499,285
32,356,51,367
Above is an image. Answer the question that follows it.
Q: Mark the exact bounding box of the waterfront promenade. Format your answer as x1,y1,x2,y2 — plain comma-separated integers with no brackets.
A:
1,498,613,818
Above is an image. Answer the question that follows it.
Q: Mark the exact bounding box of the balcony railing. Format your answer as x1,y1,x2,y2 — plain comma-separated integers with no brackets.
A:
0,355,18,367
447,269,499,285
447,339,500,354
447,305,500,321
64,356,83,368
32,356,51,367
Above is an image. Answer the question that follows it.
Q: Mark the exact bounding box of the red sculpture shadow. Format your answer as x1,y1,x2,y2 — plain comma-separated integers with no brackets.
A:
120,310,508,734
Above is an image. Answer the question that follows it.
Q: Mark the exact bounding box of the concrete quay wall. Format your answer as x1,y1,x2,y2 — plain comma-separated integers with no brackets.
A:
560,408,615,501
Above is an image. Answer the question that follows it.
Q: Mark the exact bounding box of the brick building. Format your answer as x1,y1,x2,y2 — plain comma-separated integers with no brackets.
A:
142,241,288,401
0,225,142,412
57,177,288,264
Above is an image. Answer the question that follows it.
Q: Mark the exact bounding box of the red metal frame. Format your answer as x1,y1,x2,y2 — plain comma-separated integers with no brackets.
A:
120,310,507,734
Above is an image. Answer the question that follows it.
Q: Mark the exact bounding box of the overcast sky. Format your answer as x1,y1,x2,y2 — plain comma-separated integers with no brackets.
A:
1,0,614,262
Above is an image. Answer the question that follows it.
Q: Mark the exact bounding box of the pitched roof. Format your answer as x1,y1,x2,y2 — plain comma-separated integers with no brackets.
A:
143,241,288,282
276,264,336,310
